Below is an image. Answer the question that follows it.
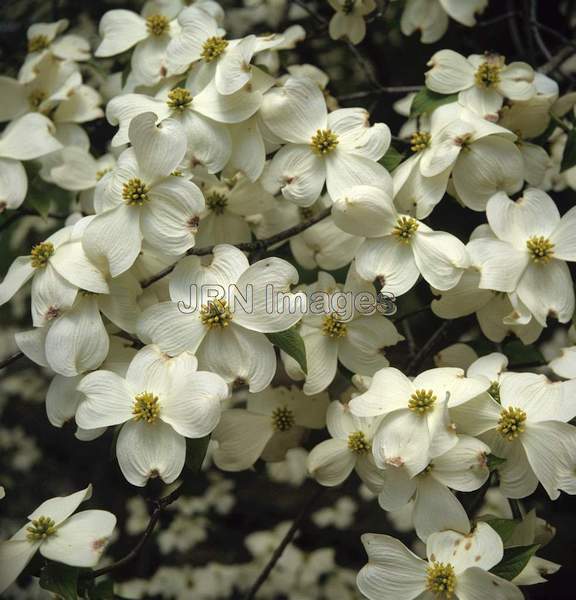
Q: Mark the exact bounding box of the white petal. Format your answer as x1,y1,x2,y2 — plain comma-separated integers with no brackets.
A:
215,36,256,95
412,229,469,291
0,157,27,209
0,113,61,160
116,419,185,486
470,238,527,293
459,85,503,118
162,370,228,437
49,241,109,294
46,374,83,428
376,466,417,511
425,49,475,93
357,534,427,600
129,112,187,181
40,510,116,567
261,76,326,143
29,485,92,525
76,370,133,429
413,476,470,541
355,237,420,297
197,325,276,392
228,118,266,181
302,331,339,395
326,152,391,201
31,264,78,327
95,9,147,57
106,94,169,146
180,111,231,174
233,257,304,333
0,541,37,594
450,394,500,436
432,435,490,491
0,77,27,121
307,438,356,486
328,108,390,160
82,204,142,278
15,327,48,367
426,521,503,572
98,273,142,334
551,205,576,262
349,367,412,417
0,256,35,307
46,296,109,377
457,568,523,600
261,144,325,207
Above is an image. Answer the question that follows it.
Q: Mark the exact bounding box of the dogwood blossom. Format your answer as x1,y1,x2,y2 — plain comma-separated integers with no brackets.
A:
0,485,115,595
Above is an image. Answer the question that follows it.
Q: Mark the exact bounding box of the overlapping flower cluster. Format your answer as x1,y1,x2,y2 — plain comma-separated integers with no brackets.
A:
1,0,576,598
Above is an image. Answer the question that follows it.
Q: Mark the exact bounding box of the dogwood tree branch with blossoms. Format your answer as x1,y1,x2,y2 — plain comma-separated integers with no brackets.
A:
3,0,576,598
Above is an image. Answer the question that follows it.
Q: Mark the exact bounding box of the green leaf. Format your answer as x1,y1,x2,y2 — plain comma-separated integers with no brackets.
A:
482,517,518,544
490,544,539,581
486,453,506,471
266,325,307,374
84,579,114,599
380,145,405,172
410,88,458,117
185,435,211,472
561,127,576,172
39,562,80,600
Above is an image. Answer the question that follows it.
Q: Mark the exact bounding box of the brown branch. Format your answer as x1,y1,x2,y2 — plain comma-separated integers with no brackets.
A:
0,351,24,371
243,485,325,600
405,320,452,375
0,208,68,235
337,85,421,101
140,207,332,289
85,483,185,580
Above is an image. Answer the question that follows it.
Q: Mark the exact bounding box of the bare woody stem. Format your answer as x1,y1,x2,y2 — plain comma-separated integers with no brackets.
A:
84,483,186,580
140,206,332,289
243,485,325,600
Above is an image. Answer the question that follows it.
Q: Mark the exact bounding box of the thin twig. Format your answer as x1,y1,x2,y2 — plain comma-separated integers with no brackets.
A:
337,85,421,101
506,0,526,58
85,483,185,579
529,0,553,61
0,351,24,371
405,320,452,375
243,485,325,600
0,208,67,235
550,112,572,134
140,207,332,289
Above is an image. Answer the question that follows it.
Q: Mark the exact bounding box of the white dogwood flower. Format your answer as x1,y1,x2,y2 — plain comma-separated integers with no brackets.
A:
451,371,576,499
82,112,204,277
138,244,306,391
480,189,576,325
400,0,488,44
261,77,391,206
357,523,522,600
0,485,115,595
307,400,382,488
333,185,469,296
213,386,329,471
374,435,490,541
298,269,403,395
426,50,535,118
349,366,488,475
76,345,229,486
328,0,375,45
0,112,62,210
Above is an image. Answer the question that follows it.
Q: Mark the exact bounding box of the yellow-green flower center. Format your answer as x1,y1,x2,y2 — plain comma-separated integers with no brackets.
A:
271,406,295,432
488,380,500,403
122,178,150,206
310,129,339,155
410,131,431,153
408,389,436,415
133,392,161,424
28,89,46,109
474,61,502,88
322,314,347,338
347,430,370,454
167,87,193,110
426,562,456,598
393,216,419,243
206,191,228,215
95,167,112,181
200,298,232,328
30,242,54,269
28,35,50,53
526,236,554,264
146,14,170,36
26,515,57,541
497,406,526,441
201,36,228,62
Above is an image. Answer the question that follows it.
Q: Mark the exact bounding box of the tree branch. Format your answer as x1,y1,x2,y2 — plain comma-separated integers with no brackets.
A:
243,485,325,600
405,320,452,375
140,207,332,289
84,483,186,580
0,351,24,371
